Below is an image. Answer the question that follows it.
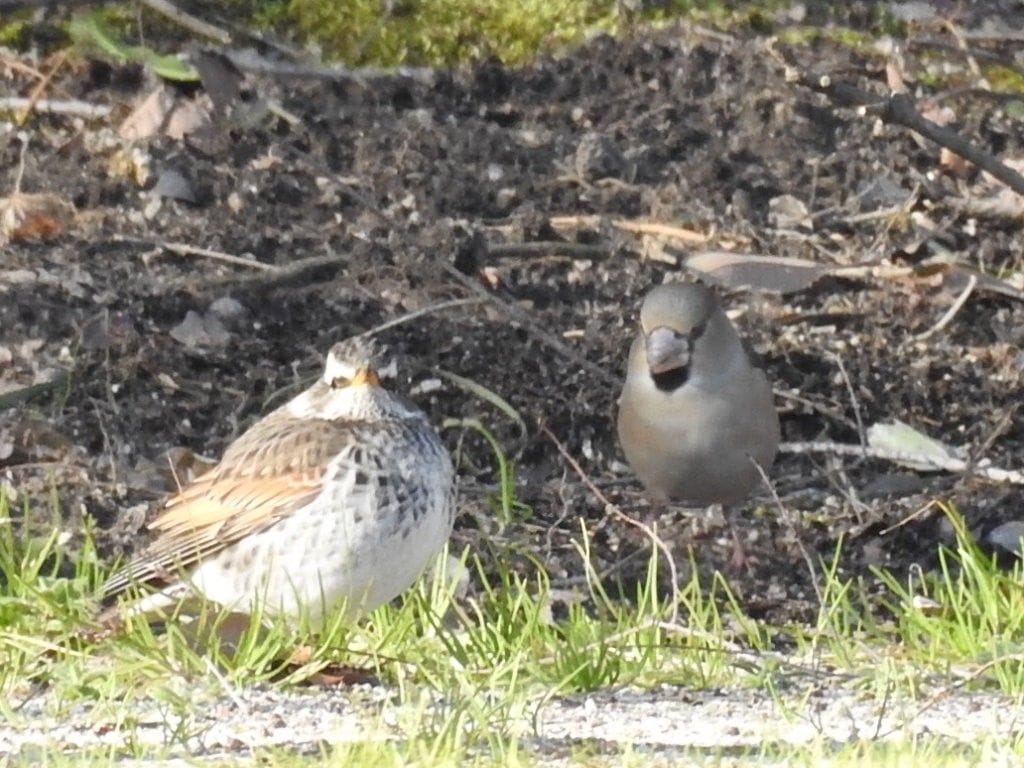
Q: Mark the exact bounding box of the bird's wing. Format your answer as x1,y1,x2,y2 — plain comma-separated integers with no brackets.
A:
101,416,360,601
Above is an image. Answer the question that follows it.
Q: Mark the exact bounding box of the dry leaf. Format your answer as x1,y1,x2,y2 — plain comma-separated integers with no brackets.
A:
170,310,231,348
939,147,972,178
119,86,210,141
767,194,812,230
684,251,828,294
107,147,152,187
866,420,965,472
0,192,75,245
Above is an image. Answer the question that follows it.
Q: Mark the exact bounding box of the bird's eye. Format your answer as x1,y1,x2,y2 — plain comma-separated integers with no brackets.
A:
329,376,350,389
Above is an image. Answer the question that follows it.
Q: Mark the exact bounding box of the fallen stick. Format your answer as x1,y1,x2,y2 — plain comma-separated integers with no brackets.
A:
780,440,1024,485
783,62,1024,196
0,98,111,119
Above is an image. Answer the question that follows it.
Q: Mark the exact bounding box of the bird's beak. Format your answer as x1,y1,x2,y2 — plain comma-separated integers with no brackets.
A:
350,366,381,387
645,327,689,374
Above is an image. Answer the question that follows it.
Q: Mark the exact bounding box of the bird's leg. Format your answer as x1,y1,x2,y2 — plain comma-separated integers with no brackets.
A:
723,505,752,573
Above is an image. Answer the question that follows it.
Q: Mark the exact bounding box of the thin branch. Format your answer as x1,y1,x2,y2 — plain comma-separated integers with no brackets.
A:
826,351,866,448
548,215,709,245
0,98,112,119
780,440,1024,485
878,653,1024,740
199,254,348,293
356,298,485,338
16,49,67,125
906,37,1023,69
121,237,356,294
487,241,613,260
750,458,820,604
539,422,680,624
145,240,277,271
915,273,976,340
783,64,1024,196
138,0,231,44
222,49,436,86
442,262,621,390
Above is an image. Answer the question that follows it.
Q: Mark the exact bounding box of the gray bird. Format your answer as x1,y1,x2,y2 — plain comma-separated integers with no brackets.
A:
617,282,780,509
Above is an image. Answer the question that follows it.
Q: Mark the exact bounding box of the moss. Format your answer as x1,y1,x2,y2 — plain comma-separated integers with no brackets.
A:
216,0,784,67
777,24,872,52
255,0,623,66
982,64,1024,95
0,16,31,48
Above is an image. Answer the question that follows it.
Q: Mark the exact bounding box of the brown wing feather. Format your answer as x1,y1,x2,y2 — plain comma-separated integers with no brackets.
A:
101,412,356,600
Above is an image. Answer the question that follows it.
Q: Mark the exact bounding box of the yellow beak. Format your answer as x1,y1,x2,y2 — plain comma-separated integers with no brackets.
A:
350,366,381,387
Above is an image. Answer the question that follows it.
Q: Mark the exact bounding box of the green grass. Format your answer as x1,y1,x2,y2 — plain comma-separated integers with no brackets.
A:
4,487,1024,765
0,484,759,763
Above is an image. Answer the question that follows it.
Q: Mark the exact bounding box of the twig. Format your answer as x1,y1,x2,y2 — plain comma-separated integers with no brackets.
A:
931,87,1024,107
17,49,67,125
355,297,485,338
123,237,355,293
826,351,866,448
610,219,709,244
915,273,977,340
959,29,1024,43
877,653,1024,740
442,262,621,390
145,240,278,271
837,201,913,225
487,241,612,260
782,64,1024,196
750,458,820,603
780,440,1024,485
198,254,349,293
222,49,436,86
13,134,28,194
906,37,1021,68
948,194,1024,220
961,406,1019,486
0,98,112,119
0,55,47,83
138,0,231,44
548,215,709,245
878,499,941,536
942,19,985,81
540,422,680,623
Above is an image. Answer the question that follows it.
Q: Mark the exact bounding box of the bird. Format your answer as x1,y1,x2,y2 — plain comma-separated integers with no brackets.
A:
617,282,779,560
99,337,455,632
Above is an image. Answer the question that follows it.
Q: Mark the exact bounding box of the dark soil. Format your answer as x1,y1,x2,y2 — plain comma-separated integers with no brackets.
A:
3,15,1024,627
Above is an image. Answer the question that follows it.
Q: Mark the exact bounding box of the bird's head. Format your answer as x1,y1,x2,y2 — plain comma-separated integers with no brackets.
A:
638,282,716,392
286,337,417,421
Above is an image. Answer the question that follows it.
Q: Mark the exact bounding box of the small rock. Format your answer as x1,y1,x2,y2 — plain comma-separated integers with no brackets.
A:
150,168,196,203
767,194,812,229
986,521,1024,558
574,132,635,182
208,296,248,328
170,310,231,348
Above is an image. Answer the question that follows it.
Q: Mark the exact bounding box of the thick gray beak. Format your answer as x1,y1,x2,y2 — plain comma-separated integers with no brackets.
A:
645,327,689,374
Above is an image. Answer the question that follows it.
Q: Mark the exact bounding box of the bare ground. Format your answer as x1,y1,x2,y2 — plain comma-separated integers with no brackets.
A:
3,4,1024,755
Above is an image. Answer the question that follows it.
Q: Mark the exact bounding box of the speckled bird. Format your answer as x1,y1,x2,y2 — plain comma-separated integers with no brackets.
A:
100,338,455,629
